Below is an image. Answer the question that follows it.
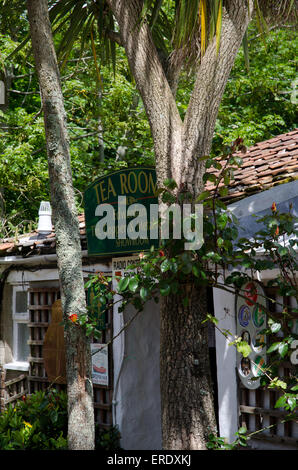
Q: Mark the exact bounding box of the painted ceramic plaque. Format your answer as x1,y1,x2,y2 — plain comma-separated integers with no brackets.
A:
236,281,267,389
238,305,251,327
252,331,266,353
252,355,266,377
253,305,266,328
244,282,258,306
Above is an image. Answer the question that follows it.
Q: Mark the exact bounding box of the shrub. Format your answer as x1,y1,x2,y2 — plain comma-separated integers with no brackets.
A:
0,388,122,450
95,424,121,450
0,388,68,450
0,388,123,450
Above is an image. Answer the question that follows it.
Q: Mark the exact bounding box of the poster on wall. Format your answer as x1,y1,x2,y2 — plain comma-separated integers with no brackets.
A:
91,343,109,386
236,281,267,390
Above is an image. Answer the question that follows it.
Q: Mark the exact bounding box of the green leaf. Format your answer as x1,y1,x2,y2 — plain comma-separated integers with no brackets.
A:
99,296,107,306
217,237,224,247
203,313,219,325
192,264,200,277
287,397,296,410
275,395,287,409
270,322,281,333
268,378,287,390
277,246,288,256
219,186,228,197
236,341,252,358
181,262,193,274
203,173,217,184
154,187,165,197
267,342,281,354
161,191,176,204
160,259,171,273
129,277,139,293
278,342,289,358
160,283,170,296
117,276,130,292
204,251,222,263
140,286,150,301
196,190,210,202
217,213,228,229
238,426,247,435
163,178,177,189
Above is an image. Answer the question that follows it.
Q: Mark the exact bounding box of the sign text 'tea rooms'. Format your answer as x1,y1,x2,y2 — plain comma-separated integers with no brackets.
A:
84,168,159,256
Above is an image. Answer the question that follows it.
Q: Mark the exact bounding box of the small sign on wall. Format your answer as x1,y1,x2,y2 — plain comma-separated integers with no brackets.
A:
236,281,267,390
91,343,109,386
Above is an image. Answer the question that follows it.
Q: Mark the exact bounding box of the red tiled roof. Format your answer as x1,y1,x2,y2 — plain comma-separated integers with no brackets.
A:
0,242,15,252
205,128,298,201
0,130,297,257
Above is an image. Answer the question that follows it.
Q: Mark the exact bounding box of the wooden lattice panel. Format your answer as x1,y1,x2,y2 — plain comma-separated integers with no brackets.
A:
238,287,298,447
27,286,113,428
93,304,114,429
0,368,28,411
28,288,61,392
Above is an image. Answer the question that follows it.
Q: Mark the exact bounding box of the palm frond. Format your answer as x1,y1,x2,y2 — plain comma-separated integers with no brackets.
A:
199,0,207,57
50,0,118,72
215,0,222,55
18,0,296,87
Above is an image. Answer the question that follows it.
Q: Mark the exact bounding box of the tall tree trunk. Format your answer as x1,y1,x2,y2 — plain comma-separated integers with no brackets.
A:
160,284,217,449
27,0,95,450
108,0,253,449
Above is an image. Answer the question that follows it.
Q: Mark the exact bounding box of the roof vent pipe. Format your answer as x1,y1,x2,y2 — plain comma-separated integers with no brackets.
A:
37,201,52,234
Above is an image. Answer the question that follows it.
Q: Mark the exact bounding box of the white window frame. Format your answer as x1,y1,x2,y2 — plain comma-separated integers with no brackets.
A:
5,284,30,372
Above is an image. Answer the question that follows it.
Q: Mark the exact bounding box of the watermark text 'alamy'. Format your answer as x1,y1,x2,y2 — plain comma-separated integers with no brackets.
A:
94,196,204,251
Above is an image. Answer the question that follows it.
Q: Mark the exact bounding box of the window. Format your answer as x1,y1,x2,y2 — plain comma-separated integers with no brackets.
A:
12,286,30,364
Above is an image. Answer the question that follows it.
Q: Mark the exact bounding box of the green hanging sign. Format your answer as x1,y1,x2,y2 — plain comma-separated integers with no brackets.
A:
84,167,159,256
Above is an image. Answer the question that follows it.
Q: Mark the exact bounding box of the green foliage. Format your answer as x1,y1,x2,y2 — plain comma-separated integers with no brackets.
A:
175,24,298,149
0,389,68,450
1,13,297,239
207,427,249,450
213,25,298,152
0,30,153,239
0,388,122,450
95,424,122,451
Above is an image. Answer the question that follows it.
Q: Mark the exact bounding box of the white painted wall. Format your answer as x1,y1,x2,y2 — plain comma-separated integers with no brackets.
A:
213,285,238,443
113,297,162,450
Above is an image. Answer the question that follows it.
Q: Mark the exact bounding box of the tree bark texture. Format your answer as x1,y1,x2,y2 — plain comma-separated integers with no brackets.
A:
107,0,253,193
160,284,217,449
106,0,254,450
106,0,183,188
27,0,95,450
